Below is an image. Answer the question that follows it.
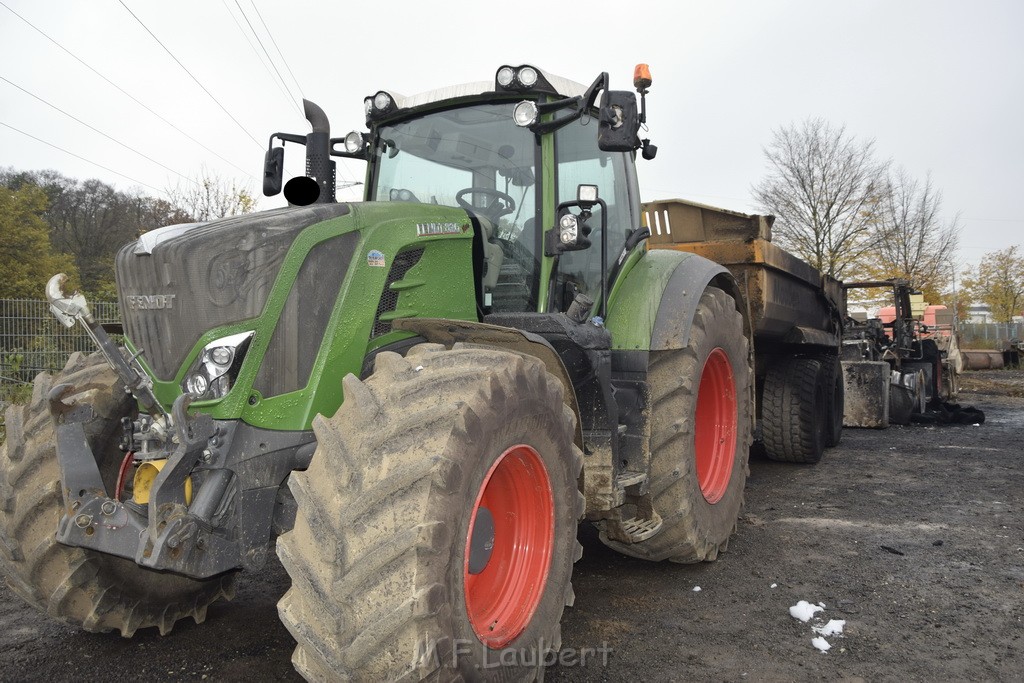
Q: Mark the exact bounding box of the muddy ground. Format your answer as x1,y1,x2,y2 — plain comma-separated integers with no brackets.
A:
1,370,1021,682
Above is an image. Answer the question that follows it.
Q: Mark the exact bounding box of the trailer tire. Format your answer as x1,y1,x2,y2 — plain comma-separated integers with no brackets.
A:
599,286,752,563
277,344,584,681
0,353,235,637
762,356,827,463
822,355,844,448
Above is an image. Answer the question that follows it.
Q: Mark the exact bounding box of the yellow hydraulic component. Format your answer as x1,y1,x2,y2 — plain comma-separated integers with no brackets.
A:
909,293,927,319
133,459,193,505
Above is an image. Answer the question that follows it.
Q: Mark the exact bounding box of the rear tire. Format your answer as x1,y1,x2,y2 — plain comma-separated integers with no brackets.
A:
0,353,235,636
599,286,752,563
762,356,827,463
276,344,584,681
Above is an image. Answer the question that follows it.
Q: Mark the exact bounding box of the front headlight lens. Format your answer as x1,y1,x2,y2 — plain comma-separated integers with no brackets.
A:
210,346,233,366
181,331,254,400
513,100,538,127
374,91,392,111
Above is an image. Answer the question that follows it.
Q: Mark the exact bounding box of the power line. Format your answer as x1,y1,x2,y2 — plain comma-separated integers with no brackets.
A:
242,1,358,185
0,0,256,181
219,0,301,118
0,74,196,185
0,120,164,194
118,0,263,150
251,1,305,99
234,0,302,117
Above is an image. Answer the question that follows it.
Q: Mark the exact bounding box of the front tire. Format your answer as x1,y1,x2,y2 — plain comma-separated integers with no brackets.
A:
0,353,235,636
600,286,752,563
276,344,584,681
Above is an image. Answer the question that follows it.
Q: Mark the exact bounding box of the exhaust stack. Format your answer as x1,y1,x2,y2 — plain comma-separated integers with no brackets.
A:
264,99,337,205
302,99,335,204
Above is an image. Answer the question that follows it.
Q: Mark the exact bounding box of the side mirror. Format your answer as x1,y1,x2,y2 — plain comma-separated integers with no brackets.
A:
598,91,640,152
263,147,284,196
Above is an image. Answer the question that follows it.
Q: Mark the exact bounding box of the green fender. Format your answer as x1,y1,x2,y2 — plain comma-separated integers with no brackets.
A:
605,248,747,351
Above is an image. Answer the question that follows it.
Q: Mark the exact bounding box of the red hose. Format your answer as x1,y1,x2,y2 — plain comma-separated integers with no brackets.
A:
115,451,134,502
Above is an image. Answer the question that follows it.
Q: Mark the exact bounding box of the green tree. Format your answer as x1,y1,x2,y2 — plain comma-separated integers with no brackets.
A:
862,167,960,305
0,184,77,298
1,168,193,298
961,245,1024,323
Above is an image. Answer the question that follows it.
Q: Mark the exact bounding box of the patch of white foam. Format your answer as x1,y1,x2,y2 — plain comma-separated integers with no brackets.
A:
789,600,824,622
813,619,846,637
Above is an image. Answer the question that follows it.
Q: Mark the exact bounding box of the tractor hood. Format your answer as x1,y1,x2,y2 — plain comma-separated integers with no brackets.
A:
115,203,352,381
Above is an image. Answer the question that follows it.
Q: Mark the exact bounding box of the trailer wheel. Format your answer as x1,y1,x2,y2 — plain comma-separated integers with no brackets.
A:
762,356,827,463
0,353,235,636
277,344,584,681
599,286,752,563
821,355,844,447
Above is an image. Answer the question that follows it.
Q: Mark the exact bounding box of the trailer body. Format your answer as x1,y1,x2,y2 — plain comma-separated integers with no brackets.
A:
644,198,844,461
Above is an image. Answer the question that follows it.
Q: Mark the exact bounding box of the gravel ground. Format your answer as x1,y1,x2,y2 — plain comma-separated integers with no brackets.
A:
0,370,1020,682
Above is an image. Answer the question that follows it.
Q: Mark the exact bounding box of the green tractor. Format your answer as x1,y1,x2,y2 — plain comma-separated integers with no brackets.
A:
0,64,752,680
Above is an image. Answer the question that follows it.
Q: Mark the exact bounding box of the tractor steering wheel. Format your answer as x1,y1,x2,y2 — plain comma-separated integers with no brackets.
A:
455,187,516,221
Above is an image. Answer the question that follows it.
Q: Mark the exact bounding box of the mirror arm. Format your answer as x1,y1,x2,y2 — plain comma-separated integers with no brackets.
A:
270,132,307,148
595,198,609,319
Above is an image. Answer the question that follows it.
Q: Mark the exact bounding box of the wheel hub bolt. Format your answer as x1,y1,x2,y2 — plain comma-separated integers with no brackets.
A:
100,501,117,515
75,514,92,528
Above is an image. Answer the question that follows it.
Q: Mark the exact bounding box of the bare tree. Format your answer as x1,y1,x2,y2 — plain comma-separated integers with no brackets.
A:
167,167,256,222
752,118,888,278
870,167,960,302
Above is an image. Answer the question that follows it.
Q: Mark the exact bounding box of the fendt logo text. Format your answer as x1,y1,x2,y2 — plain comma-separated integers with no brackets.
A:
126,294,176,310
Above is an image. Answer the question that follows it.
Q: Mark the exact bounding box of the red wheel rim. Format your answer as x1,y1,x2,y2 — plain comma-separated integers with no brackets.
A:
694,348,738,504
464,444,554,648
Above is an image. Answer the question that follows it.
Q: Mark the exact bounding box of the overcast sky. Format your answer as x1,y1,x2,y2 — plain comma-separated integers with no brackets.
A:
1,0,1021,274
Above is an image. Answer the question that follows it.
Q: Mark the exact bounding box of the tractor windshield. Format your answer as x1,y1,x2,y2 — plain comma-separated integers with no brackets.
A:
372,102,541,310
370,101,640,314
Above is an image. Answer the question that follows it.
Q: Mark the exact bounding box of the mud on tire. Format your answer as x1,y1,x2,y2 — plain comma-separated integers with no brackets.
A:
0,353,235,636
276,343,584,682
599,286,752,563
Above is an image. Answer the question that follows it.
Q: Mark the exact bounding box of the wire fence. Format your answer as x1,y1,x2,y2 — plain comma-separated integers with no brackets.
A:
959,322,1023,346
1,297,1020,395
0,298,120,388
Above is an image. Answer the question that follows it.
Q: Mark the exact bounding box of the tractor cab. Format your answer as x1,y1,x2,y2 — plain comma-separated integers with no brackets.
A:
265,64,655,319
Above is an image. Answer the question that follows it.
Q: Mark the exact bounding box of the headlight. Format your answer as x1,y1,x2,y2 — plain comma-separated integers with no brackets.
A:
513,100,539,127
365,91,398,123
495,64,545,92
344,130,365,154
496,66,515,87
559,213,579,244
181,331,254,401
517,66,538,87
